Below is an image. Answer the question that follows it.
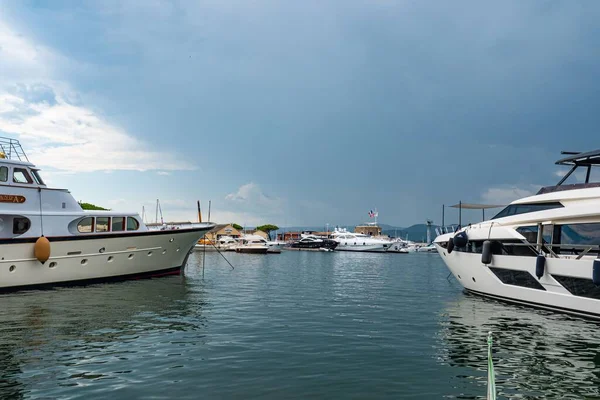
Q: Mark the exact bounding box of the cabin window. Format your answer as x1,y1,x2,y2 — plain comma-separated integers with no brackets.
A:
13,168,33,184
31,170,45,185
96,217,110,232
127,217,139,231
555,223,600,247
112,217,125,232
77,217,94,233
492,202,563,219
515,225,552,245
0,166,7,182
13,217,31,234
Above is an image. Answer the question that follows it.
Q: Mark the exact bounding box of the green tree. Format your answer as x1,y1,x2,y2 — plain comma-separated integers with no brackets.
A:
257,224,279,240
232,223,243,230
79,201,109,211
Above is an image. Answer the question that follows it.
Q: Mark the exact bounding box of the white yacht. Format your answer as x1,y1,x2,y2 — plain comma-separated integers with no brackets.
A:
434,150,600,319
330,228,391,252
234,235,269,254
0,137,215,290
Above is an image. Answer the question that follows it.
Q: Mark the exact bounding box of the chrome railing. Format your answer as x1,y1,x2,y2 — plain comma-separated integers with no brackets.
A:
0,137,29,162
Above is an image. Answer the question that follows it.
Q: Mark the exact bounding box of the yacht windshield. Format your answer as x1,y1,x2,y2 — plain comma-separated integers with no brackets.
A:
491,202,563,220
31,169,45,185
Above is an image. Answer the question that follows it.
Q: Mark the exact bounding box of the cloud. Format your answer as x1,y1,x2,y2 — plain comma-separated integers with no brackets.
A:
225,182,283,209
481,184,541,205
0,17,194,173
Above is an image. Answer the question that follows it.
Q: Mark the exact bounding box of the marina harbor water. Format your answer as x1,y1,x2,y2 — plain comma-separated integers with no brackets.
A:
1,251,600,399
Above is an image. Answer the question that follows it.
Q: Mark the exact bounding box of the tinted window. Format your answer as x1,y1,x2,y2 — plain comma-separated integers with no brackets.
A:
77,217,94,233
558,223,600,246
0,166,7,182
112,217,125,231
13,217,31,234
516,225,552,244
13,168,33,184
127,217,139,231
96,217,110,232
492,202,563,220
489,267,546,291
553,275,600,300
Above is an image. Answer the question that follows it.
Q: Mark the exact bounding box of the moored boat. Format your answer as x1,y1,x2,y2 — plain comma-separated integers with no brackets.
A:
435,149,600,319
0,137,215,291
287,235,338,251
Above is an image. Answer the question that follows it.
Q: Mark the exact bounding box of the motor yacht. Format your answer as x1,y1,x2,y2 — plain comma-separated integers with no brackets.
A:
434,150,600,319
287,235,338,251
330,228,391,252
0,137,215,290
234,235,269,254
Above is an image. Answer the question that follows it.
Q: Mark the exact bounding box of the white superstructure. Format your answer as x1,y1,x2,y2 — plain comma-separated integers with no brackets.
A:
0,137,214,290
435,150,600,319
330,228,391,252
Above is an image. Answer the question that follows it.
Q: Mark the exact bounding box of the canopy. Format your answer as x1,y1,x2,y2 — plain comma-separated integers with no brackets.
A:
449,203,504,209
556,149,600,166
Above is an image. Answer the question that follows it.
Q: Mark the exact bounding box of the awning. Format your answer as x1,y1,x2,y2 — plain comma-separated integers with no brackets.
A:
449,203,504,209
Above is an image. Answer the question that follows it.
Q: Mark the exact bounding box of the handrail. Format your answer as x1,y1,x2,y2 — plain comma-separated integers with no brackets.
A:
0,137,29,162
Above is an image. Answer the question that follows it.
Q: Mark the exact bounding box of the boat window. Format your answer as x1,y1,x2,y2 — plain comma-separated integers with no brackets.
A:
112,217,125,232
13,168,33,184
0,166,7,182
556,223,600,247
13,217,30,234
96,217,110,232
31,169,45,185
127,217,139,231
492,202,563,219
77,217,94,233
515,225,552,244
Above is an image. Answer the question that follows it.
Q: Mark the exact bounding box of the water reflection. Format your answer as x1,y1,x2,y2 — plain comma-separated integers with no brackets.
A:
438,293,600,399
0,277,206,399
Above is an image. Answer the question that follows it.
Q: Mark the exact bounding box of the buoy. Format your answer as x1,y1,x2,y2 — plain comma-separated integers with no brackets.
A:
447,237,455,254
34,236,51,264
453,231,468,248
535,254,546,279
593,259,600,286
481,240,492,264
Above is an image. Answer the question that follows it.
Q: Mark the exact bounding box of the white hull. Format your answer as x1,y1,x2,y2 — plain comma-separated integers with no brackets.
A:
335,244,389,252
436,244,600,319
0,228,209,290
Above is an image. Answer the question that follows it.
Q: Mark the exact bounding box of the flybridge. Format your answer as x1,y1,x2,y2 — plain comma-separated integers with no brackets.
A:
537,150,600,195
0,137,29,162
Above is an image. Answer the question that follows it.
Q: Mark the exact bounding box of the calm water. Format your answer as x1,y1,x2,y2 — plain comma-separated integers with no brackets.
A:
1,251,600,399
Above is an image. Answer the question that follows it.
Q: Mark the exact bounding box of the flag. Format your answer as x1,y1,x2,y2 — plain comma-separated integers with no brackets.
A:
368,210,374,218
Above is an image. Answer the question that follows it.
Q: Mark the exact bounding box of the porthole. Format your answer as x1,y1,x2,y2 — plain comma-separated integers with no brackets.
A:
176,247,180,252
108,256,114,262
9,265,16,272
49,262,57,269
472,277,476,283
457,274,461,280
99,247,105,253
169,238,175,243
128,254,134,259
81,259,88,265
147,251,153,256
162,249,167,255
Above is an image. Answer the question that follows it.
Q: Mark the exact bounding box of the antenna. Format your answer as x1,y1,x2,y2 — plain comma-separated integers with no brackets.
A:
197,200,202,223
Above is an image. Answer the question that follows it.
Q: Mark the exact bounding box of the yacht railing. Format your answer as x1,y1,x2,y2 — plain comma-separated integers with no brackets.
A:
0,137,29,162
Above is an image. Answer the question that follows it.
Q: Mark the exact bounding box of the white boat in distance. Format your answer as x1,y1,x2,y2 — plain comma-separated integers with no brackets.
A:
0,137,215,291
330,228,392,252
435,149,600,319
234,235,270,254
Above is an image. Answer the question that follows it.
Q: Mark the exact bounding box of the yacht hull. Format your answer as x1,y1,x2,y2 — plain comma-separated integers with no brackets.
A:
334,244,389,252
0,228,210,291
436,244,600,319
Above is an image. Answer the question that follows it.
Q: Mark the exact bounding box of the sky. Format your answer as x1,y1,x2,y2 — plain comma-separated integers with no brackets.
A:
1,0,599,228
